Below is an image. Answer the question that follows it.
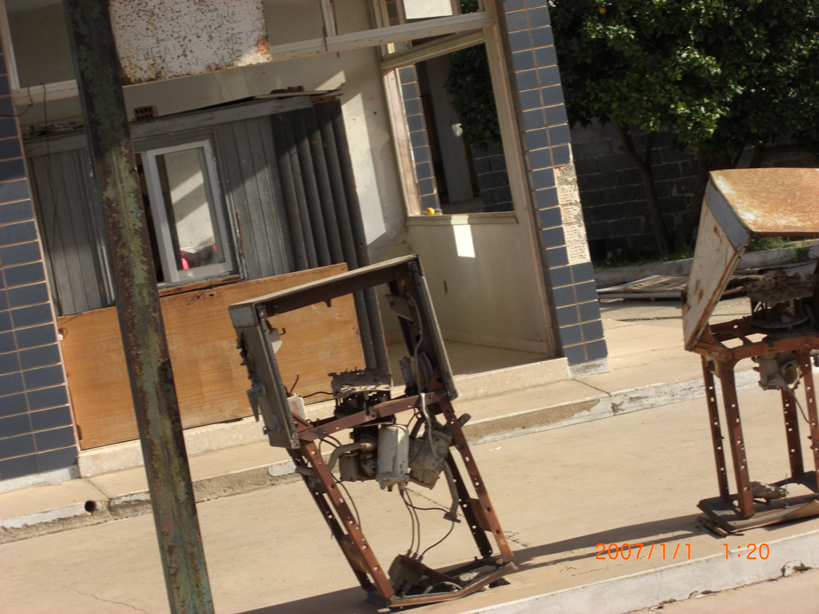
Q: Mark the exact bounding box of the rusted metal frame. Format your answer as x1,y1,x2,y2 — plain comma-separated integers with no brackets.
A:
781,388,805,479
730,337,819,362
389,561,516,608
692,342,732,361
445,453,493,557
438,397,513,561
695,335,819,364
250,257,415,316
63,2,213,613
300,440,396,599
288,449,376,592
395,554,458,584
710,318,755,338
298,391,446,440
797,350,819,483
718,364,755,517
701,358,730,499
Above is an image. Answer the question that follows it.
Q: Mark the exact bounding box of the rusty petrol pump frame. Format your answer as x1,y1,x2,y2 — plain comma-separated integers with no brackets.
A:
229,255,515,607
682,168,819,534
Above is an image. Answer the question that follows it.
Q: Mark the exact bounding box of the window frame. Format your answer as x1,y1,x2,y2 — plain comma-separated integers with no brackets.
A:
141,139,237,285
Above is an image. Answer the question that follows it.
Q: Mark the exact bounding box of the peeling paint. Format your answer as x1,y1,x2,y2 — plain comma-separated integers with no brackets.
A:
109,0,272,85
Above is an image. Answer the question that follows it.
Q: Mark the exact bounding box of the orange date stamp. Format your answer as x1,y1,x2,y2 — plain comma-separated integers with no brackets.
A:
595,542,692,560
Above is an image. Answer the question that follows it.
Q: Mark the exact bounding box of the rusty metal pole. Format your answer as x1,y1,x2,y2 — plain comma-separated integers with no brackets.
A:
63,2,214,612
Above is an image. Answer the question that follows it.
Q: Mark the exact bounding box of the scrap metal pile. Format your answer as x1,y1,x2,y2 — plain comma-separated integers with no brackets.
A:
682,168,819,534
229,255,514,608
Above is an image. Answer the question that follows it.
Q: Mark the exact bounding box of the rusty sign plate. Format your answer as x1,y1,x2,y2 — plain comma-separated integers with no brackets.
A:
109,0,272,85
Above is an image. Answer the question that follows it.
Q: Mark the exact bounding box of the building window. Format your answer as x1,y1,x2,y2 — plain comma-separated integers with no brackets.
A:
139,140,235,284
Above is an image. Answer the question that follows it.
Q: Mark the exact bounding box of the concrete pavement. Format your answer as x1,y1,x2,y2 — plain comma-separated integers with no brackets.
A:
1,380,818,614
629,567,819,614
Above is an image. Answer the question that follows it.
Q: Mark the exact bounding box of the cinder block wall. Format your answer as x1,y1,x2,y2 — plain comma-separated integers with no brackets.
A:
0,35,78,482
570,121,818,259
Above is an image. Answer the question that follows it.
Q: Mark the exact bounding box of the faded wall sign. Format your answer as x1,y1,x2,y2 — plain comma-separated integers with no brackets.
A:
109,0,272,85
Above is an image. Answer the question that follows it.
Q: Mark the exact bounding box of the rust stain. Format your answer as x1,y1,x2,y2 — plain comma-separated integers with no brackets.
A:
712,168,819,235
110,0,272,85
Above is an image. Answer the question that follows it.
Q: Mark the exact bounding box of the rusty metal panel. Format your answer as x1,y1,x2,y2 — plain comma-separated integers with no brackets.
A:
683,168,819,349
710,168,819,235
109,0,272,85
683,203,744,350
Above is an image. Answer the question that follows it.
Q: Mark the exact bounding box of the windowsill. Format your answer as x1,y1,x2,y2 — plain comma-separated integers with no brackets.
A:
406,211,517,226
158,274,242,297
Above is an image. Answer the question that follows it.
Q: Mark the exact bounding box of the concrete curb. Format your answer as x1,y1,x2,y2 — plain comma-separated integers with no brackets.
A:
0,369,760,543
465,530,819,614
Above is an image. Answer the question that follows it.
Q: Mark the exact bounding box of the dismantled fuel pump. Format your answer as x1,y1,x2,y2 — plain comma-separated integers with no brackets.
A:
683,168,819,534
229,255,515,607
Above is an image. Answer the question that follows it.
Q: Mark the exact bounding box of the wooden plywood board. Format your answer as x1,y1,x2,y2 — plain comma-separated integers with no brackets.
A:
58,264,366,449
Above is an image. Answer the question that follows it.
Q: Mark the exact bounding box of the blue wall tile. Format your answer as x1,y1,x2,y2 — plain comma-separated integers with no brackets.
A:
0,412,32,438
0,371,24,395
0,350,20,375
4,261,46,287
7,282,49,308
0,453,39,480
18,344,61,370
0,241,41,266
30,405,72,431
0,220,37,246
0,392,27,417
555,304,579,326
34,425,76,451
38,446,78,472
14,323,57,349
23,364,64,390
0,331,15,354
559,324,582,346
563,344,587,365
0,179,30,203
0,432,36,458
11,303,53,328
26,385,68,411
0,200,34,224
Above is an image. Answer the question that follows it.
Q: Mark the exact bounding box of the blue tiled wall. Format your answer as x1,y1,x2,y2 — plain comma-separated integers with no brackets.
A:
398,65,441,212
498,0,608,366
0,36,78,480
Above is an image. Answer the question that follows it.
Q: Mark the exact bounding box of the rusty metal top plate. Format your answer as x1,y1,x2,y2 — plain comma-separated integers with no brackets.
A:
711,168,819,235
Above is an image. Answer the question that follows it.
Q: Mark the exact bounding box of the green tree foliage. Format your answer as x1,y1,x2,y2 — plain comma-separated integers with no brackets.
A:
550,0,819,252
444,0,501,150
444,43,501,150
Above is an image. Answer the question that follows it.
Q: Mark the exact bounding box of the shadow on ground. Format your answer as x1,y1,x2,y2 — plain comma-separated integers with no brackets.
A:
238,513,706,614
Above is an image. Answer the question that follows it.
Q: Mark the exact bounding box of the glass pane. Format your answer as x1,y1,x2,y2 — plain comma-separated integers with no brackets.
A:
155,147,226,272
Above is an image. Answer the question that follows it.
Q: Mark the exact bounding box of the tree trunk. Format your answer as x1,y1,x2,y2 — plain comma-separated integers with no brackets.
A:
613,118,671,254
